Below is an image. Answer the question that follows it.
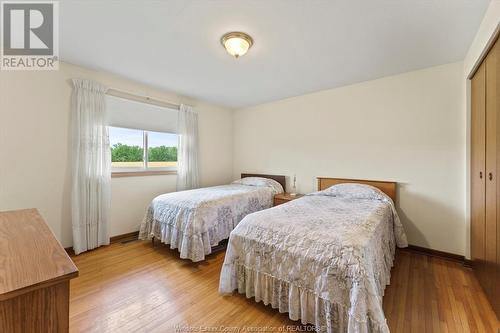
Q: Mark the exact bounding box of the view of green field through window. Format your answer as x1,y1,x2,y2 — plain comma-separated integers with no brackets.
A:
109,126,178,169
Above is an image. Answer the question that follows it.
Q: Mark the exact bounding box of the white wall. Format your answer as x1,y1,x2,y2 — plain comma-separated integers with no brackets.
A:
233,62,466,255
0,62,233,247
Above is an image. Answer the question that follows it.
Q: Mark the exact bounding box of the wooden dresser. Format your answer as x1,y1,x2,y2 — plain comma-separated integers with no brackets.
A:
0,209,78,333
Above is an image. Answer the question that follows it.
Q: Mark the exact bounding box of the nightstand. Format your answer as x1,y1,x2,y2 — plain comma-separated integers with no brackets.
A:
273,193,305,206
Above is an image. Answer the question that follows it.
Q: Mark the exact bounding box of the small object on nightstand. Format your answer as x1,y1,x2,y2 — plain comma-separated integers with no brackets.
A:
274,192,305,206
290,174,297,196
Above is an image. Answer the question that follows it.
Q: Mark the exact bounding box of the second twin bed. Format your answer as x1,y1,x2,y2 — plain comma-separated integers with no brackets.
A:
139,174,285,261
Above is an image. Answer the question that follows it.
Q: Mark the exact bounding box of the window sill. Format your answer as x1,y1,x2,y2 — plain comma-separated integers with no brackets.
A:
112,170,177,178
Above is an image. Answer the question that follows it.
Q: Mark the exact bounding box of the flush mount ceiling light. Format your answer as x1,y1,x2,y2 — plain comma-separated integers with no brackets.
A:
221,32,253,58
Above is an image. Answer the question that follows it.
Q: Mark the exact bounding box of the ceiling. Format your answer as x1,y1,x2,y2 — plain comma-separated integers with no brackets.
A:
60,0,490,109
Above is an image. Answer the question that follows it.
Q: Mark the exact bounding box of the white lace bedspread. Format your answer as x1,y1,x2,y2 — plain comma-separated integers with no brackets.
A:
139,184,279,262
219,194,408,332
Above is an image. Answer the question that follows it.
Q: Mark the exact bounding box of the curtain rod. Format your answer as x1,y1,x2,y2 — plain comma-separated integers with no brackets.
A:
106,88,182,110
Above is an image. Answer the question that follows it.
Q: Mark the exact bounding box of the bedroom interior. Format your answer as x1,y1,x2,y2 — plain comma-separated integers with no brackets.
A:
0,0,499,332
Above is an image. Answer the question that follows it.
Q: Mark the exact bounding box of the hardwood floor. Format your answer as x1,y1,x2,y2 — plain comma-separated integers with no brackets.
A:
386,249,499,332
69,241,499,333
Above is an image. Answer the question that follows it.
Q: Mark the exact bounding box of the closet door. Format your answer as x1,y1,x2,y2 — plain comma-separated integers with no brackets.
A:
485,46,497,302
486,37,500,317
471,61,486,286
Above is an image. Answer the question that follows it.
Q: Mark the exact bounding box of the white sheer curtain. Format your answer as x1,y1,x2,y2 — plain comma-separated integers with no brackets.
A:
176,104,200,191
71,79,111,255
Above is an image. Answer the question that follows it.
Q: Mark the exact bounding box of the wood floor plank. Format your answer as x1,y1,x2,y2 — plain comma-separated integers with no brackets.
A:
68,241,499,333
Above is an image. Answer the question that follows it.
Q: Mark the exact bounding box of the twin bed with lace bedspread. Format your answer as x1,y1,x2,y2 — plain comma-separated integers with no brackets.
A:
219,183,408,333
139,177,284,262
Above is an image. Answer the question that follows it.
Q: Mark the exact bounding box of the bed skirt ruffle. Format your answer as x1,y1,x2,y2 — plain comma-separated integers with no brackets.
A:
221,264,390,333
139,206,231,262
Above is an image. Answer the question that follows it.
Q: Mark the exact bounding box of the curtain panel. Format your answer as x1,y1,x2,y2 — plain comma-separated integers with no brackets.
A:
71,79,111,255
176,104,200,191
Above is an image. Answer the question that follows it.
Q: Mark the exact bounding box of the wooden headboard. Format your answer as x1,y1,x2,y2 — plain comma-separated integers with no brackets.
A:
317,177,397,201
241,173,286,192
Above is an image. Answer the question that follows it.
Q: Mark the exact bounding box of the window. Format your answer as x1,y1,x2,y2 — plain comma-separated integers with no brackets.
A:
147,130,178,168
109,126,178,173
106,93,179,176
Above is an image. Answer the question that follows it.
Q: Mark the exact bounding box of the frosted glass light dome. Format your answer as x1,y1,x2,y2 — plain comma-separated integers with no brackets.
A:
221,32,253,58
